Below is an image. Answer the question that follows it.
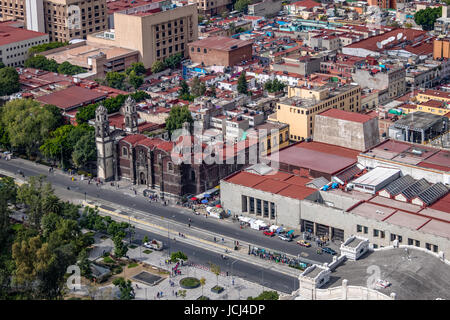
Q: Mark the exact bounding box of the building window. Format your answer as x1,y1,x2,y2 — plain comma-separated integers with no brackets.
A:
167,162,173,171
270,202,275,219
263,201,269,218
357,225,362,233
408,238,414,246
256,199,261,215
373,229,379,237
363,226,368,234
249,197,254,213
380,231,385,239
122,147,128,157
415,240,420,247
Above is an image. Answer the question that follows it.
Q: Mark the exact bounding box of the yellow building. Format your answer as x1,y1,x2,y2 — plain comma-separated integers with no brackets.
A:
416,89,450,104
254,121,290,156
269,84,361,141
87,4,198,68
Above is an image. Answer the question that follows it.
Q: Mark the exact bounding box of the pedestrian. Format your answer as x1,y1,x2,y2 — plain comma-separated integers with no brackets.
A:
175,291,178,297
188,223,191,228
222,238,224,243
157,292,160,298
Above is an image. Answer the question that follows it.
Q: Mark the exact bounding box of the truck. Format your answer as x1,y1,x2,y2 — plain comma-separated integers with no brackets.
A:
143,239,163,251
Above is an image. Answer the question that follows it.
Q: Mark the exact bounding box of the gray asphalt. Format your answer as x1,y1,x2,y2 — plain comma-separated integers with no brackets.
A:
0,157,332,265
130,228,299,294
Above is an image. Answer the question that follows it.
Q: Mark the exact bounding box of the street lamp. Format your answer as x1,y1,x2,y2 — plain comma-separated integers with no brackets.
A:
260,265,271,295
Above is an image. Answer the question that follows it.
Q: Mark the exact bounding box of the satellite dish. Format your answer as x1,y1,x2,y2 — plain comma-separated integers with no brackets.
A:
397,33,403,40
376,42,382,49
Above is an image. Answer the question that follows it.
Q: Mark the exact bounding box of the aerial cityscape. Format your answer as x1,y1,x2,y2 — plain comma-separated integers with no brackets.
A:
1,0,450,303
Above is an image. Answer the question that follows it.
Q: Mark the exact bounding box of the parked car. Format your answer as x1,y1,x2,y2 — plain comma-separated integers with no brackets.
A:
321,247,337,255
375,279,391,289
143,239,163,251
279,234,292,242
263,230,275,237
297,240,311,247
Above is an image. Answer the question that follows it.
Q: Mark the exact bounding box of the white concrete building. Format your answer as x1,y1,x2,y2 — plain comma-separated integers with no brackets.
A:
0,25,49,67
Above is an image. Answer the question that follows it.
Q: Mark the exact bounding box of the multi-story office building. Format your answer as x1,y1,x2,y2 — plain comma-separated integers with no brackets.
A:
269,84,361,141
0,23,49,67
44,0,108,42
88,3,198,68
188,0,231,17
1,1,108,42
0,0,25,22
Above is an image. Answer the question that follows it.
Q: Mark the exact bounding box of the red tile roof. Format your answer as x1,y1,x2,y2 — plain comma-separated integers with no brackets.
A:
0,25,47,46
225,170,316,200
35,85,107,110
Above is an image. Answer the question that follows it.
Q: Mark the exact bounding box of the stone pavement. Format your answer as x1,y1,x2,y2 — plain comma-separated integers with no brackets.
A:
76,236,277,300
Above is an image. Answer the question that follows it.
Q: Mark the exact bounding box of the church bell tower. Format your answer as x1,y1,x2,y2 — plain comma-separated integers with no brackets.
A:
95,105,115,181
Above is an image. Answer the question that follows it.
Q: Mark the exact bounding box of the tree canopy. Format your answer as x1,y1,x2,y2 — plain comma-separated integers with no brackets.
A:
0,67,20,96
28,42,69,55
151,60,166,74
237,71,248,95
414,7,442,31
235,0,251,13
0,99,61,156
165,105,193,137
264,78,285,93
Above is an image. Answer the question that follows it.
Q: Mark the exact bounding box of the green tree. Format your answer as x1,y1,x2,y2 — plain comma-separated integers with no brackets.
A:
0,99,60,157
264,78,285,93
200,277,206,297
247,290,279,300
40,125,73,164
210,263,221,286
113,277,135,300
72,130,97,172
57,61,85,76
235,0,250,13
151,60,166,74
143,235,149,244
28,42,69,55
17,175,55,229
170,251,188,262
0,177,17,243
113,234,128,258
105,71,126,90
237,71,248,95
24,55,58,72
126,62,146,76
164,53,183,70
43,104,64,128
210,84,217,98
0,67,20,96
165,105,193,137
190,77,206,97
414,7,442,31
128,70,144,90
78,249,92,278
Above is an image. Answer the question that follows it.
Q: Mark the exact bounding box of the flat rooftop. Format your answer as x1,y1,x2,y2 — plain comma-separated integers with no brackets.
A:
0,25,47,46
318,108,376,124
35,85,107,110
323,248,450,300
360,139,450,173
43,42,138,68
393,111,447,131
268,141,359,176
224,170,317,201
188,36,253,52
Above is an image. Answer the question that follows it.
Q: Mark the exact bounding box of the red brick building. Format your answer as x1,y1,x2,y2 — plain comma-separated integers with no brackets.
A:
188,36,253,67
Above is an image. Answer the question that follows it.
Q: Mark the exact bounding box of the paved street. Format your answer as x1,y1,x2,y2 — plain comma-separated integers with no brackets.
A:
0,157,336,264
0,157,336,294
84,234,292,299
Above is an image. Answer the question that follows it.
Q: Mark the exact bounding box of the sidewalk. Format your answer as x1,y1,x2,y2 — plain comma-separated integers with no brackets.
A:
78,235,278,300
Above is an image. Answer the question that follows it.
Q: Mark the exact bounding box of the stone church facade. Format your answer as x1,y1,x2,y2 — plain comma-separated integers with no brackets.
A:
95,97,258,199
